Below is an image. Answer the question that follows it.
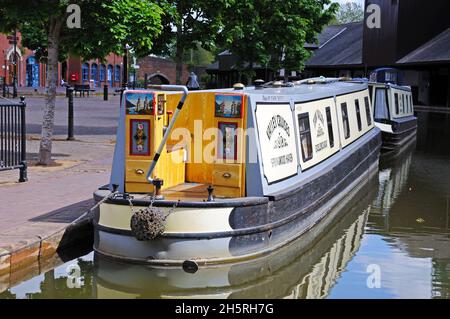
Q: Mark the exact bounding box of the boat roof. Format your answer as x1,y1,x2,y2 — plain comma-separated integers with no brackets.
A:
164,78,368,102
367,81,411,92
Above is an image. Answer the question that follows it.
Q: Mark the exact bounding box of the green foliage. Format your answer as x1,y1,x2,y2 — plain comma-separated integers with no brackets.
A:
335,2,364,24
183,43,215,67
152,0,226,55
76,0,164,59
1,0,164,61
220,0,338,76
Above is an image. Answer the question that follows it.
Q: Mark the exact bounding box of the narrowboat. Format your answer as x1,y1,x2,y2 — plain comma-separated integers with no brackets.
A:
368,68,417,153
93,78,381,267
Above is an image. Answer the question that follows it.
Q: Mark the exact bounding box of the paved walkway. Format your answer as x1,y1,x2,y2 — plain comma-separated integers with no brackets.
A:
0,95,119,279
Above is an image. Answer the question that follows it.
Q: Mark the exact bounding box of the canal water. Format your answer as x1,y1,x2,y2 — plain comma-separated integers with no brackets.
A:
1,112,449,299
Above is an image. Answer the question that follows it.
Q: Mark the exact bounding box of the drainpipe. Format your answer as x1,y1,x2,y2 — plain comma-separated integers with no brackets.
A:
146,85,188,185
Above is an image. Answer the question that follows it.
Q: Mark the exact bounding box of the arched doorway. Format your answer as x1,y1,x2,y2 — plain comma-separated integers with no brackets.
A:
148,73,170,85
114,65,121,85
82,63,89,83
91,63,98,87
26,56,40,87
107,65,113,86
8,52,21,86
100,64,106,84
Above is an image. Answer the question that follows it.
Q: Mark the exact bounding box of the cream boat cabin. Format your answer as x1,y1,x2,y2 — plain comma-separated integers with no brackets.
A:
368,68,417,152
93,78,381,266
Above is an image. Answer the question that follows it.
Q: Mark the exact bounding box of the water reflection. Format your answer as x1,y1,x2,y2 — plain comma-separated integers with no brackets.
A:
94,178,377,299
1,112,450,299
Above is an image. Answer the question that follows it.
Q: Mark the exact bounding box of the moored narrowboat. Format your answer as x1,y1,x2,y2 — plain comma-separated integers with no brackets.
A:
93,78,381,267
368,68,417,153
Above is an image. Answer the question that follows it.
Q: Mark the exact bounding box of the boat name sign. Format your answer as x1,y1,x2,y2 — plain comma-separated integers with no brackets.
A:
256,103,298,184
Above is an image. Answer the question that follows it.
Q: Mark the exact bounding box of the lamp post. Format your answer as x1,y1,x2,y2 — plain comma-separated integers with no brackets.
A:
122,44,131,90
12,29,17,98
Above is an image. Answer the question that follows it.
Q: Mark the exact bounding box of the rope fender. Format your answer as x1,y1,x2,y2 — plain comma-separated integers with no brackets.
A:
130,207,167,241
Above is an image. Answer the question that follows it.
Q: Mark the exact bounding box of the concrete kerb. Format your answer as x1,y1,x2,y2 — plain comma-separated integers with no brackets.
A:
0,209,94,293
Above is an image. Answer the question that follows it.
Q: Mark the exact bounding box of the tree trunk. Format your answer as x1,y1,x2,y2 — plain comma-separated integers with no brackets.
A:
38,17,62,165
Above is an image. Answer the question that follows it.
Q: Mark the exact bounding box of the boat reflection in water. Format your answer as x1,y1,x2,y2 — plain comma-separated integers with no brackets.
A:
93,174,379,299
365,114,450,298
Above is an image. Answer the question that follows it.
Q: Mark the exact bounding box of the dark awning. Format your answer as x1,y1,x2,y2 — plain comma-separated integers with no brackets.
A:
397,28,450,65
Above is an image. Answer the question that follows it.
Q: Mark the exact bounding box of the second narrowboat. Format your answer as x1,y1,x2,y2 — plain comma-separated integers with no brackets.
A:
368,68,417,153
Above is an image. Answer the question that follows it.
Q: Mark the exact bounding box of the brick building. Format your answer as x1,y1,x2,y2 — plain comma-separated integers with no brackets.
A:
135,56,189,85
0,31,124,89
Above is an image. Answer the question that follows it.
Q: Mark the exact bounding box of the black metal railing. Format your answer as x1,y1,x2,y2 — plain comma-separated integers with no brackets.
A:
0,97,27,182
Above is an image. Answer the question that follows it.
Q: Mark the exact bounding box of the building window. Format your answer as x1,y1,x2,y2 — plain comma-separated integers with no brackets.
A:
115,65,121,83
341,102,350,139
91,63,98,84
107,65,113,84
298,113,313,162
394,93,399,115
355,99,362,132
364,96,372,126
100,64,106,82
325,107,334,148
82,63,89,82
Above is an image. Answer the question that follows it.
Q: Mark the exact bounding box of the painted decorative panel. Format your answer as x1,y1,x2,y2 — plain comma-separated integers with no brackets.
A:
215,94,243,118
125,93,155,115
130,119,150,156
218,122,238,161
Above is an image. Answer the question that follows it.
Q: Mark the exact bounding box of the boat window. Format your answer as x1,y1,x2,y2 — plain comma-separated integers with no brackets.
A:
402,95,406,114
410,95,414,112
364,96,372,126
355,99,362,132
325,107,334,148
374,89,389,120
341,103,350,139
406,94,410,113
394,93,399,115
298,113,313,162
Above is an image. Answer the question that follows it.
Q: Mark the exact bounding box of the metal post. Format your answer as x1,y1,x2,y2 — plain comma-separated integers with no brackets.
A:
104,84,108,101
67,87,74,141
19,96,27,182
146,85,188,184
122,45,128,90
2,77,5,98
144,73,148,88
12,29,17,99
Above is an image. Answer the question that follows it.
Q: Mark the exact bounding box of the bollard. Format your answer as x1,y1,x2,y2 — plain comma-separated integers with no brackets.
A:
65,85,71,98
67,87,75,141
103,84,108,101
19,96,28,182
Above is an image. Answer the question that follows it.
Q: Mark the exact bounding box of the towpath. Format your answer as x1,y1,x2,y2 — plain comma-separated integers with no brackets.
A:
0,95,119,282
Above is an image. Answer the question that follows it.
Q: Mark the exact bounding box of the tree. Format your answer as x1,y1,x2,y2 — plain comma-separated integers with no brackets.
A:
152,0,226,84
220,0,338,81
335,2,364,24
0,0,163,165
